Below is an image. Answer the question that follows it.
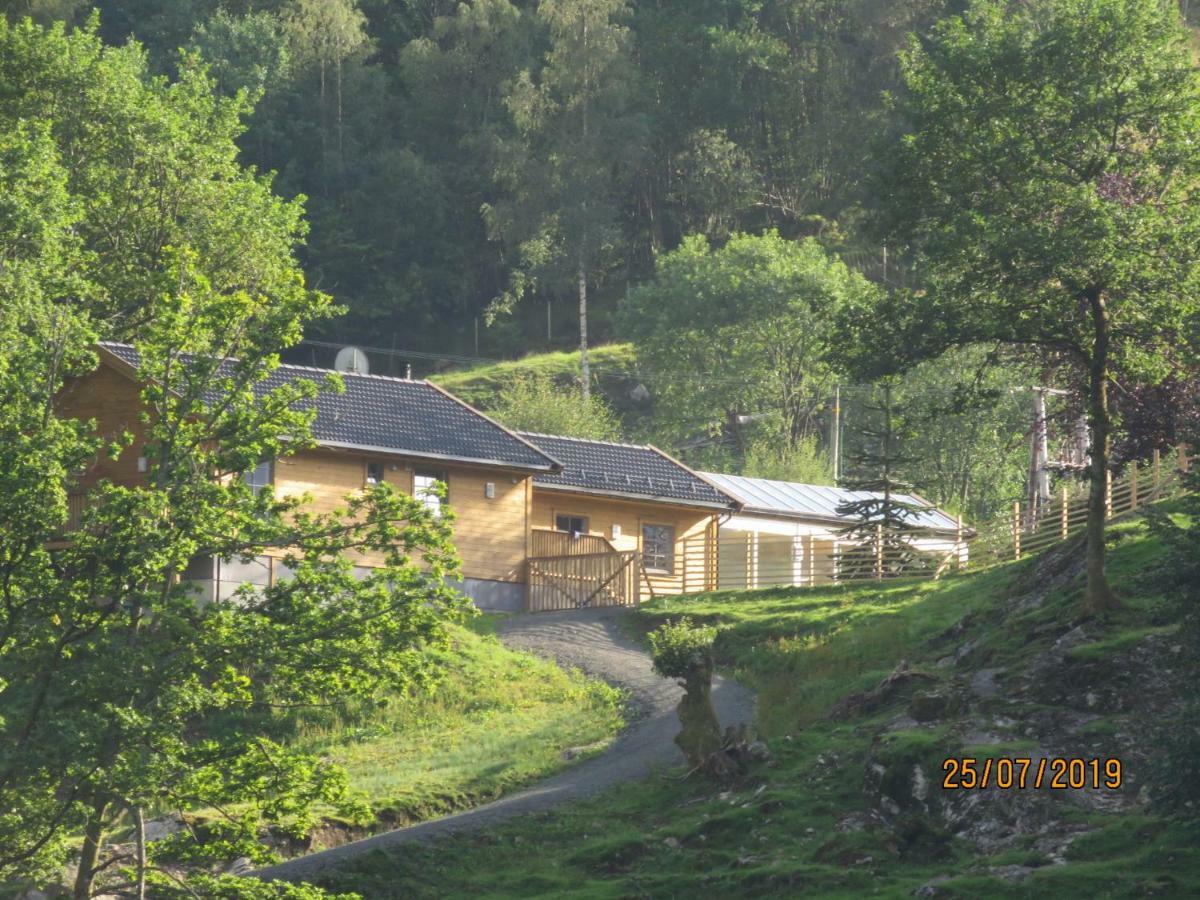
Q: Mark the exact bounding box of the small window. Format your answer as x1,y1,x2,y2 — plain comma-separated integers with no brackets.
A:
642,524,676,574
243,460,273,496
555,514,589,537
365,461,385,486
413,468,447,516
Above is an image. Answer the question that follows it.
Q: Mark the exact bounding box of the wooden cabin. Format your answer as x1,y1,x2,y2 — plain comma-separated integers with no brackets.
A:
58,344,562,610
54,344,741,612
517,433,739,607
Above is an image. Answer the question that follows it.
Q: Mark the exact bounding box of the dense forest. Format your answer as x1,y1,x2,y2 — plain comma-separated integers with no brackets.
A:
1,0,960,354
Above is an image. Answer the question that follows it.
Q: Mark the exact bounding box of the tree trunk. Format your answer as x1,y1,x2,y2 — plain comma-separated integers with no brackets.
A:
134,805,146,900
578,250,590,401
1084,289,1120,613
73,797,108,900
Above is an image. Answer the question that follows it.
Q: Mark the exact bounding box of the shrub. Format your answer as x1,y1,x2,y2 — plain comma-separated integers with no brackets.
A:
649,618,718,680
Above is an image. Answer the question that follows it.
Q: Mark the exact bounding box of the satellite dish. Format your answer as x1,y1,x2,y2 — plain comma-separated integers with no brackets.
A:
334,346,370,375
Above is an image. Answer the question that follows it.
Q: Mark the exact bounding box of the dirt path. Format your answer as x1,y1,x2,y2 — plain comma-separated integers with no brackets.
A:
253,607,755,883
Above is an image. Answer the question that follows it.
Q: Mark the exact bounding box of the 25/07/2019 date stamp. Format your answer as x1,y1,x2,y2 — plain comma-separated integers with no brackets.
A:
942,757,1122,790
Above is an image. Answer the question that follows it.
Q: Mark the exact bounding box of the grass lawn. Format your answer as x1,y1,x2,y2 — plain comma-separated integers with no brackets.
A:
295,620,624,827
314,505,1200,898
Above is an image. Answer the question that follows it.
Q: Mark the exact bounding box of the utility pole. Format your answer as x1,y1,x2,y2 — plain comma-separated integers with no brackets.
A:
1021,385,1070,522
831,384,841,483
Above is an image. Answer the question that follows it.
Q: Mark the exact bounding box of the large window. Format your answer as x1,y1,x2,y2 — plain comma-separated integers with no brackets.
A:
243,460,273,496
555,514,589,537
413,468,447,516
642,524,676,574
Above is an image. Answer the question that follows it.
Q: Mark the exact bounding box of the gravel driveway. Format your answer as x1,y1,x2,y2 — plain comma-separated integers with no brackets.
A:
253,607,756,883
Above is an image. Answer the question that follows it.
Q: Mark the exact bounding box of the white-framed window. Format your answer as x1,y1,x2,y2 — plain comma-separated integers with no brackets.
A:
365,461,385,486
244,460,273,496
413,468,447,516
642,524,676,574
555,514,589,537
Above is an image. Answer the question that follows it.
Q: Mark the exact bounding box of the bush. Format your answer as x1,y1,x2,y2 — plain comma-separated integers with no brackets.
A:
649,618,718,680
490,373,622,440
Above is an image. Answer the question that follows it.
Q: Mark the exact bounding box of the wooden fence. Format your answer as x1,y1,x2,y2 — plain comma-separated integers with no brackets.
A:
526,550,642,612
530,527,616,558
675,527,965,592
969,445,1191,567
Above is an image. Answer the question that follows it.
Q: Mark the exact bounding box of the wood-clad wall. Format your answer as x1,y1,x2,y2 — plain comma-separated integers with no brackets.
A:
530,490,717,595
275,450,530,581
56,362,150,489
57,360,532,585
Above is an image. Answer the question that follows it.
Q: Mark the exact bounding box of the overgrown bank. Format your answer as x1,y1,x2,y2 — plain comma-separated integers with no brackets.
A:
315,504,1200,898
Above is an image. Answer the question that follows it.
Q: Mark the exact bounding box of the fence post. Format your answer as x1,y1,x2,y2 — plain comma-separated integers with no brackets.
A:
1130,462,1139,511
1105,469,1113,519
1012,502,1021,561
1180,443,1191,474
875,523,884,580
806,534,815,585
1060,487,1069,540
1152,448,1161,499
682,536,688,594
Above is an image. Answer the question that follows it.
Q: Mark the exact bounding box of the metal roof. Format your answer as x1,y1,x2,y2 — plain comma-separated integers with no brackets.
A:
520,433,738,509
700,471,962,533
97,343,561,473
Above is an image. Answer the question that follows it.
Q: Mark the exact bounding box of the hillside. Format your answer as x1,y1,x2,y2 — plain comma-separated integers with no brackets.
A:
431,344,658,437
315,506,1199,898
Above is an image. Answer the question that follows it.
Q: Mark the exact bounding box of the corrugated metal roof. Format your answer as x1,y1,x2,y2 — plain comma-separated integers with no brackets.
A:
700,471,961,532
98,343,560,472
521,433,738,509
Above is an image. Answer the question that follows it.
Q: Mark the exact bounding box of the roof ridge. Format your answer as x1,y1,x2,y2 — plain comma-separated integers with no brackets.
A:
517,431,652,451
97,341,433,386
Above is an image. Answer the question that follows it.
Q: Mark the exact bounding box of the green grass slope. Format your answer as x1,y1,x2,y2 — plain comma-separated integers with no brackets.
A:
295,623,623,831
316,507,1199,898
431,344,638,408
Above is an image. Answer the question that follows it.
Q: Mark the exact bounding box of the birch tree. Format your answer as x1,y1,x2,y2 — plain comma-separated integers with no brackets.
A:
487,0,642,398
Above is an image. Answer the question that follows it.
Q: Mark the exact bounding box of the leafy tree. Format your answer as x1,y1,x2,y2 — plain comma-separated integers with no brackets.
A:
867,0,1200,612
490,371,622,440
892,347,1033,522
0,17,311,339
742,432,833,486
0,22,467,898
0,264,466,900
487,0,644,397
621,231,872,467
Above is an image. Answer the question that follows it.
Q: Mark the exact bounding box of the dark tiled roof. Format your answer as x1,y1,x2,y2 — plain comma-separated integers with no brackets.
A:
518,432,737,509
98,343,560,472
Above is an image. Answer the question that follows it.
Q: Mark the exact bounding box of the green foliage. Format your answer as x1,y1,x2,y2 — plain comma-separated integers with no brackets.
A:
145,872,359,899
648,618,718,681
489,372,622,440
0,19,467,898
0,16,312,336
872,0,1200,375
862,0,1200,609
621,231,873,466
742,432,832,486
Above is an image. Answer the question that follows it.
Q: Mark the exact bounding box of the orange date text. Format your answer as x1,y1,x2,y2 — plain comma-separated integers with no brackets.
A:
941,757,1122,790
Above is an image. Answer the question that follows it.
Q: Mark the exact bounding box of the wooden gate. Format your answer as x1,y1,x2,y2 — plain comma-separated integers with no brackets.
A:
526,551,642,612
